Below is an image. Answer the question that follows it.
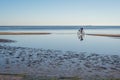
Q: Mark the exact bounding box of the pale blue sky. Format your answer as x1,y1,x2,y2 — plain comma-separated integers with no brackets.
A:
0,0,120,26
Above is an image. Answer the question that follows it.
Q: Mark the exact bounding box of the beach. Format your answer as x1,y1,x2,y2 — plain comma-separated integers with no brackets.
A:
0,32,51,35
0,27,120,80
0,32,120,37
0,45,120,80
1,0,120,79
0,39,15,43
86,34,120,37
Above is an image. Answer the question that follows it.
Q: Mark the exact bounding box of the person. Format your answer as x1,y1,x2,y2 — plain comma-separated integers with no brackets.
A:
77,28,85,35
80,28,84,34
77,28,85,41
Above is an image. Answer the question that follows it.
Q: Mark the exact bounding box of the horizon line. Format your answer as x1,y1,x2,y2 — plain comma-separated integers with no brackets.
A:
0,25,120,27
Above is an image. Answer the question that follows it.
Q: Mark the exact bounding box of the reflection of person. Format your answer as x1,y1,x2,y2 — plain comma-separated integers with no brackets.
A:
78,35,83,41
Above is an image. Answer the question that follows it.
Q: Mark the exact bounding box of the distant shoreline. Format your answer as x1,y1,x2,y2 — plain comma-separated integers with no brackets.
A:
0,25,120,27
0,26,120,30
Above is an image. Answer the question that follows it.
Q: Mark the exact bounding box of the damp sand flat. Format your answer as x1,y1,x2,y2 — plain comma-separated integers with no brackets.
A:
86,34,120,37
0,45,120,80
0,32,51,35
0,74,23,80
1,32,120,37
0,39,15,43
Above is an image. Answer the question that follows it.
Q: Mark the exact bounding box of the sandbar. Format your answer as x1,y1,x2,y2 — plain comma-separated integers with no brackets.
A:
0,32,51,35
86,34,120,37
0,39,15,43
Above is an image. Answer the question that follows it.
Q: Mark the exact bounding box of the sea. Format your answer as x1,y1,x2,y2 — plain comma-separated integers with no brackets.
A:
0,26,120,55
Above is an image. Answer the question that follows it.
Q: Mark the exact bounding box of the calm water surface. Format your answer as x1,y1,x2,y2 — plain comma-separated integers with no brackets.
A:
0,27,120,55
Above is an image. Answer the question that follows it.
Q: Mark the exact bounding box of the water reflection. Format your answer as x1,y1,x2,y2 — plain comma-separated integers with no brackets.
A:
77,34,84,41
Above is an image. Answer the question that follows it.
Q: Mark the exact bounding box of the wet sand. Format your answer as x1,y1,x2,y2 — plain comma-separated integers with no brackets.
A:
86,34,120,37
0,74,23,80
1,32,120,37
0,45,120,80
0,39,15,43
1,32,120,38
0,32,51,35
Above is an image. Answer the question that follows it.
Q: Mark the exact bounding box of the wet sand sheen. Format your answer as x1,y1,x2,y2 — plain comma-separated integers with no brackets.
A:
0,39,15,43
0,45,120,80
86,34,120,37
0,32,120,37
0,32,51,35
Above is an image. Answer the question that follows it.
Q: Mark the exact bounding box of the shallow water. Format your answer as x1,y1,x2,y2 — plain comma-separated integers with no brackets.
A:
0,26,120,79
0,27,120,55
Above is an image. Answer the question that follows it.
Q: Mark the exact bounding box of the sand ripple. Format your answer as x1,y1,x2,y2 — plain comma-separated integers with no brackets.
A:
0,45,120,80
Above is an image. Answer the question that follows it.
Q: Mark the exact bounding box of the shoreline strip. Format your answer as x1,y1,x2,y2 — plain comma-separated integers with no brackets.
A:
86,34,120,37
0,32,51,35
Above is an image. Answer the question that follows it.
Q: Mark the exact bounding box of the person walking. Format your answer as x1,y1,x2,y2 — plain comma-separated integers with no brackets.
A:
77,28,85,41
77,28,85,35
80,28,84,34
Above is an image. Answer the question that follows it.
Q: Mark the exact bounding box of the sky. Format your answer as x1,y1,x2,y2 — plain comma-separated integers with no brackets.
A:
0,0,120,26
